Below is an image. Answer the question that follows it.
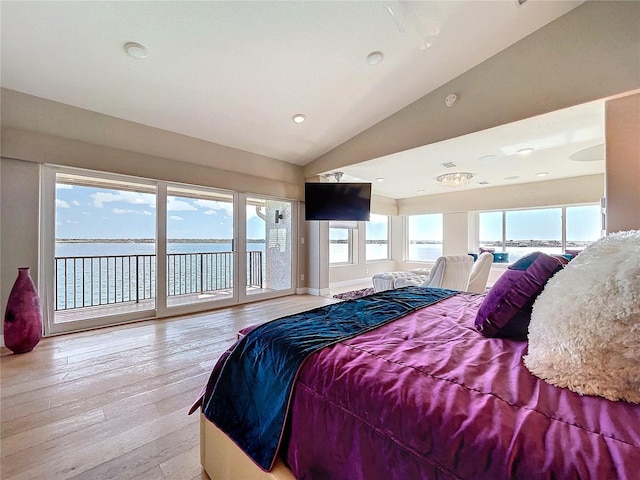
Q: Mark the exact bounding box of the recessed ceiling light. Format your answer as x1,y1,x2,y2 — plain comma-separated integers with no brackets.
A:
417,189,425,194
478,155,498,161
516,148,534,155
440,162,457,168
376,177,384,182
477,181,490,185
504,176,520,180
292,114,306,124
124,42,148,60
366,51,384,66
536,172,549,177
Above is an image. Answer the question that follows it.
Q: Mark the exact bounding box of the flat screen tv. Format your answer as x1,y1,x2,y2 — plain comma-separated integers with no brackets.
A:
304,182,372,221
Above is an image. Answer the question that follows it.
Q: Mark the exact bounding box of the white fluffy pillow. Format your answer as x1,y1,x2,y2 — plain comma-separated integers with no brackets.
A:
524,230,640,403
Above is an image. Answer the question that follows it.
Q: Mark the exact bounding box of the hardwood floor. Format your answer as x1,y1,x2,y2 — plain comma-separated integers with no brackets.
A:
1,294,339,480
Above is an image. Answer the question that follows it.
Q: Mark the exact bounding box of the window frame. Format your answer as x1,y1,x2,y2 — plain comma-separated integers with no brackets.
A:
406,213,443,262
476,203,602,262
329,221,356,265
365,214,390,262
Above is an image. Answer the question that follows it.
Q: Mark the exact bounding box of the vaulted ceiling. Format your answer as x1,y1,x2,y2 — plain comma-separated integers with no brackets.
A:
2,1,602,199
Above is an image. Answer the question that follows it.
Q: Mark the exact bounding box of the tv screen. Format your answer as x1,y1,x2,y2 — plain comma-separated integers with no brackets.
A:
304,182,372,221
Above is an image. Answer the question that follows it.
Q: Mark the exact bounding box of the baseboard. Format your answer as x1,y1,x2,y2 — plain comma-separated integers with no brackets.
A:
302,287,331,297
329,277,372,290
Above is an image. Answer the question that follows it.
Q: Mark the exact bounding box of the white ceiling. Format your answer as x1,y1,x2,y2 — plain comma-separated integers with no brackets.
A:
1,0,600,199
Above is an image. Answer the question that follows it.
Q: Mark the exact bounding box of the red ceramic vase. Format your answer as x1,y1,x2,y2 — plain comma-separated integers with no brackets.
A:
4,267,42,354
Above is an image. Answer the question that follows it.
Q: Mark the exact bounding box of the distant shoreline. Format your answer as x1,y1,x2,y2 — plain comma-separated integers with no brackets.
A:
56,238,265,243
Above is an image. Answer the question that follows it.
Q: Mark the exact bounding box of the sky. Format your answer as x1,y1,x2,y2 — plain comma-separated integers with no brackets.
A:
479,206,601,241
409,205,601,242
55,184,266,239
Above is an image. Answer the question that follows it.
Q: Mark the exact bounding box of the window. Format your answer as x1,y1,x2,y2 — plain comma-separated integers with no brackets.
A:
366,214,389,261
53,172,157,327
566,204,602,252
407,214,442,261
166,185,235,307
478,211,503,252
44,166,297,336
505,207,562,262
478,204,602,263
329,222,354,264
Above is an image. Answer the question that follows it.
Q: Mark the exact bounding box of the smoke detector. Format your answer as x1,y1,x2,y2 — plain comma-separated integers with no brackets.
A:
445,94,458,107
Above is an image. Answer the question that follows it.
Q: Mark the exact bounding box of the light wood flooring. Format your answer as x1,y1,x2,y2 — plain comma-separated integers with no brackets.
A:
1,294,339,480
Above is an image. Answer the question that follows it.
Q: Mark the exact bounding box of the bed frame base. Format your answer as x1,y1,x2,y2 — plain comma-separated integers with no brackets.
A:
200,413,295,480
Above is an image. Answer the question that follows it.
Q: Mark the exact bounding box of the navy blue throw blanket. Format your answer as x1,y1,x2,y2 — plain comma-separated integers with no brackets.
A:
202,286,457,471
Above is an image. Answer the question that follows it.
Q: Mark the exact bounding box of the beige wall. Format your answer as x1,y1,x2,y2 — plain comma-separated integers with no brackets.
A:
305,1,640,177
605,93,640,232
1,89,302,192
1,159,41,340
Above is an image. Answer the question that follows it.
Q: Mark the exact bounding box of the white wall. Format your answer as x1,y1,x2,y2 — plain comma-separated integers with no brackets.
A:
397,175,604,215
443,213,470,256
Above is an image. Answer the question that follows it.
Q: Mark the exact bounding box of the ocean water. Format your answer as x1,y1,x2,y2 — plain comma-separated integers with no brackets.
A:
55,241,244,257
54,241,562,309
54,242,265,309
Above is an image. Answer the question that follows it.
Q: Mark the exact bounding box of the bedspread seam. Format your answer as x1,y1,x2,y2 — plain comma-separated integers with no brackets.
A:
334,342,640,450
294,380,462,480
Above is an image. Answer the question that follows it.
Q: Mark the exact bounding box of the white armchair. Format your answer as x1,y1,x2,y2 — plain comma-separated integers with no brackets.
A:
395,255,474,291
467,252,494,293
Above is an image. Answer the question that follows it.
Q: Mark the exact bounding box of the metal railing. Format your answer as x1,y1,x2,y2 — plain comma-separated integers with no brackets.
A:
55,251,263,311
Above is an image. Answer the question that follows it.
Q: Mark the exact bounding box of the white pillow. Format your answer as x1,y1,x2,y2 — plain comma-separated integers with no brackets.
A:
524,230,640,403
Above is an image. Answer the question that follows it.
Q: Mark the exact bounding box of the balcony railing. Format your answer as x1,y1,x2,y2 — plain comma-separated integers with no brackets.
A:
55,251,263,311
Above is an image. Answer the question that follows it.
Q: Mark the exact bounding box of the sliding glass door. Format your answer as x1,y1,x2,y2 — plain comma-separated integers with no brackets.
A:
165,185,236,309
47,170,157,334
42,167,296,335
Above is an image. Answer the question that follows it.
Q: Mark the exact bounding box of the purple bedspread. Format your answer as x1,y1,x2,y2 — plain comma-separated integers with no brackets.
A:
284,293,640,479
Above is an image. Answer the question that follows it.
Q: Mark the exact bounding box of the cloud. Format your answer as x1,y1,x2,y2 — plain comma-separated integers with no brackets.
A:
167,197,198,212
91,190,155,208
71,200,81,206
194,199,233,216
91,192,117,208
170,215,183,221
56,199,70,208
112,207,153,216
56,184,73,190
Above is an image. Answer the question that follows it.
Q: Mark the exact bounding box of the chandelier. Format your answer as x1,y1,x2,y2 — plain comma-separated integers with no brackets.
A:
436,172,474,188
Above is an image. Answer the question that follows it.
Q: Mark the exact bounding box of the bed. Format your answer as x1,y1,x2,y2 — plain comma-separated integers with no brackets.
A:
191,276,640,480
